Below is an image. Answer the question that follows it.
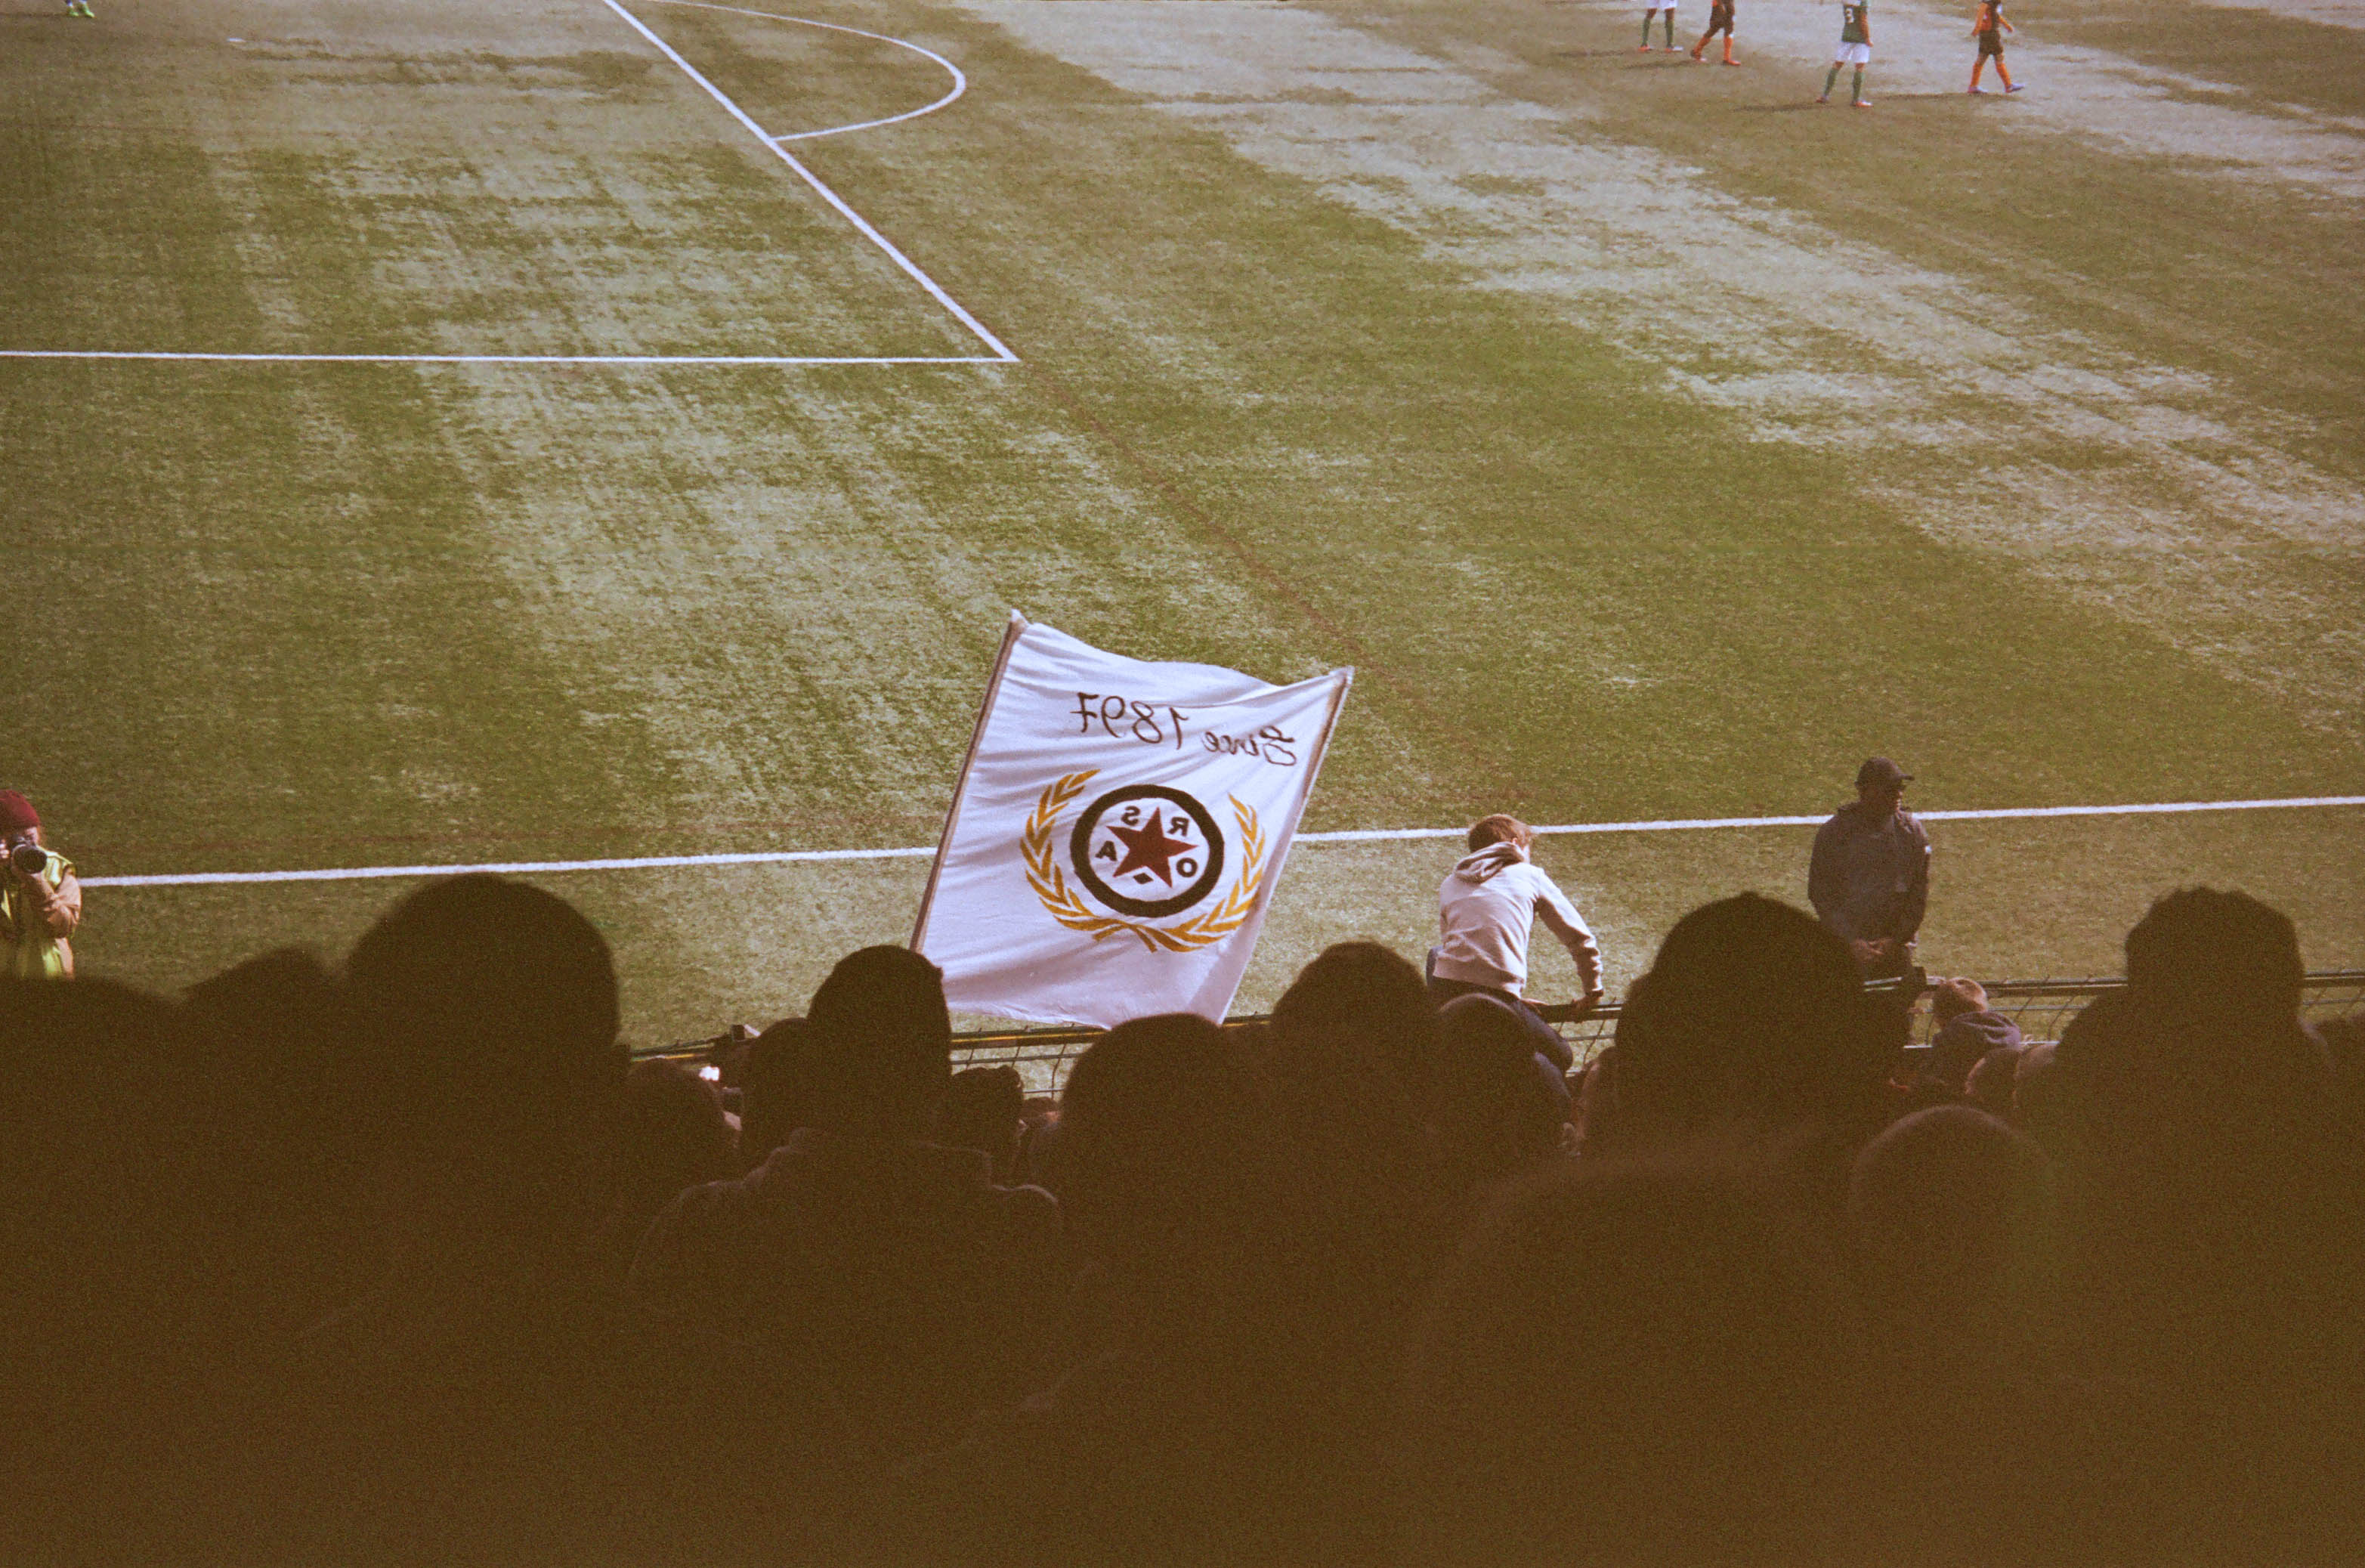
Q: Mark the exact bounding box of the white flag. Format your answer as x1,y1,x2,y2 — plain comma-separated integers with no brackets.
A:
913,614,1352,1028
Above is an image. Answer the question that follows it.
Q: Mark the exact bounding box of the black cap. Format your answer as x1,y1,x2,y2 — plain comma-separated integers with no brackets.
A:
1856,756,1912,788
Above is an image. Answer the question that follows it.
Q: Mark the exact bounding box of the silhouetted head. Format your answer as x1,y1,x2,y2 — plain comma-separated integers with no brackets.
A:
184,948,339,1041
1009,1095,1061,1188
1408,1145,1860,1560
940,1063,1025,1177
737,1016,815,1167
617,1059,737,1206
2064,912,2328,1145
1965,1044,2026,1121
181,948,346,1143
1269,940,1439,1106
342,875,623,1165
1609,893,1890,1143
2125,888,2304,1029
1434,994,1571,1187
1848,1106,2057,1368
2057,903,2365,1448
1057,1013,1266,1287
802,945,951,1139
178,949,377,1336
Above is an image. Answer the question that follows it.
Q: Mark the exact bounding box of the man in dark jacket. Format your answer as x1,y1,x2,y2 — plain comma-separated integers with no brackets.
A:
1808,758,1931,979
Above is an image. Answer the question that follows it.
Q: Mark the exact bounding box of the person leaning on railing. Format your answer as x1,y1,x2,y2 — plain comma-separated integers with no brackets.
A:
0,790,81,980
1926,976,2023,1091
1430,813,1605,1070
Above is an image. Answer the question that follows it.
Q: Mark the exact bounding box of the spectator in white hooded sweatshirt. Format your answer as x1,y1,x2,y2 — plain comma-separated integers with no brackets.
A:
1429,815,1604,1072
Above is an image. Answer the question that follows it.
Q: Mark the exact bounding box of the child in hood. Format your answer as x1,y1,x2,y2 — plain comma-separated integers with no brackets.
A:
1430,815,1604,1069
1927,976,2024,1091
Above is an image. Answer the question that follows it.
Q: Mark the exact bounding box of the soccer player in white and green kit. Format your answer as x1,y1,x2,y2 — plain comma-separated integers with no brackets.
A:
1820,0,1873,106
1640,0,1680,51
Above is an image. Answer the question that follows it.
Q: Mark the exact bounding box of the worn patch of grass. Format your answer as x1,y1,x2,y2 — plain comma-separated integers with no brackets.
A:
2037,0,2365,124
2,0,2357,1039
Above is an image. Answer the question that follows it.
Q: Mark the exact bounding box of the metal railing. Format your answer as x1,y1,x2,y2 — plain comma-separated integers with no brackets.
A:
635,970,2365,1096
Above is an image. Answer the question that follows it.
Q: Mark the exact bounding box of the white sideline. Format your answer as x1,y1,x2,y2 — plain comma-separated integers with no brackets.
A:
0,352,1008,366
77,794,2365,888
600,0,1018,361
1312,795,2365,841
0,4,1012,367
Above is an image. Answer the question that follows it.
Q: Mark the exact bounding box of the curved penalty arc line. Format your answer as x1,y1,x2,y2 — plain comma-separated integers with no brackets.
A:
640,0,967,141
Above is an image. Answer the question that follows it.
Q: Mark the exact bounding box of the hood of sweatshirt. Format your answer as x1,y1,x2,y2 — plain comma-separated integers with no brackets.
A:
1452,842,1528,884
1938,1009,2023,1054
1929,1008,2025,1085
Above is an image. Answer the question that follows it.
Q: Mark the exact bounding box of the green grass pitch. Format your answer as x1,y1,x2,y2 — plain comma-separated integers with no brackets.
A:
2,0,2359,1043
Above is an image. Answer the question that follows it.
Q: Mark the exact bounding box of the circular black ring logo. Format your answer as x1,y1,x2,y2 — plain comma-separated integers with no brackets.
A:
1069,784,1226,919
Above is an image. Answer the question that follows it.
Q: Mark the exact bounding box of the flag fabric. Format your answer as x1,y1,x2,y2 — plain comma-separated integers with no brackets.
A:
913,614,1353,1028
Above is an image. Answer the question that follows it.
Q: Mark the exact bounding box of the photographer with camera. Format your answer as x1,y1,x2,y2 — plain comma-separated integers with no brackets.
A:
1,790,81,979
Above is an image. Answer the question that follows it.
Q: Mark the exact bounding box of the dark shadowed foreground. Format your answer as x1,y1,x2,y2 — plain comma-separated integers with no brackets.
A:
3,877,2361,1564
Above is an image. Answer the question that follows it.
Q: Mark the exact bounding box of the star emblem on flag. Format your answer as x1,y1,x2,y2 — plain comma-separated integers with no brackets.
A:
1107,809,1191,885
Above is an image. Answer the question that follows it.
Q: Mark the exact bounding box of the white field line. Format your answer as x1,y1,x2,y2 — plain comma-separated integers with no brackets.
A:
0,352,1009,365
1,5,1012,368
78,794,2365,887
1315,795,2365,841
601,0,1018,360
647,0,971,141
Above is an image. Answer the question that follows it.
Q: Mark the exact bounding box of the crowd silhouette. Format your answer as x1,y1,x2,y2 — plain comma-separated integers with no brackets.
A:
2,874,2360,1564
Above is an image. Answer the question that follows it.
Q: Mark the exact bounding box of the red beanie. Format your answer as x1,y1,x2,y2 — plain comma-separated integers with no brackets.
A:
0,791,39,833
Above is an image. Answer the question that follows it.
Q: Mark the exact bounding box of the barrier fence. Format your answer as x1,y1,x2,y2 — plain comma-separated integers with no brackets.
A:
636,970,2365,1096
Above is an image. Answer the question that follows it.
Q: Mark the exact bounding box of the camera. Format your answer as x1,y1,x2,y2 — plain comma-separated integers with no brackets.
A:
6,837,46,877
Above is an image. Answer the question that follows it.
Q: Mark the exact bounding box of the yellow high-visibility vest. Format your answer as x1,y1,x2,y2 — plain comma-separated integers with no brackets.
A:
2,849,76,980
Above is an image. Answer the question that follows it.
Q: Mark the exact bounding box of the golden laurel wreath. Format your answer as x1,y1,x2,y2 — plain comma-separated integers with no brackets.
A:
1023,769,1268,953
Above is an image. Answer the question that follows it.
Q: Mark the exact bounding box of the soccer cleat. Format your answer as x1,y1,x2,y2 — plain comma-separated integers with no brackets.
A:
1853,97,1872,106
1968,85,1986,93
1722,56,1741,64
1816,93,1830,102
2004,82,2024,91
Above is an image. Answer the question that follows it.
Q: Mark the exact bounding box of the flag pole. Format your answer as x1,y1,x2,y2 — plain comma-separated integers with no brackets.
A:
911,611,1029,950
